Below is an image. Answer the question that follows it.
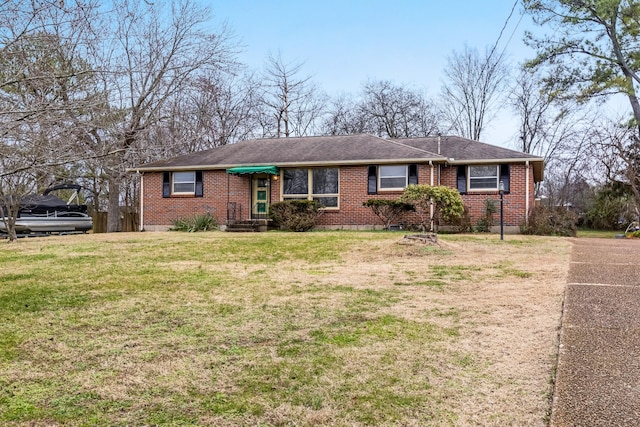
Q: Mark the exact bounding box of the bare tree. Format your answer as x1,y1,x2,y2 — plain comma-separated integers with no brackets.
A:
322,80,441,138
156,70,263,155
94,0,237,232
0,1,102,241
358,80,440,138
322,94,368,136
510,67,595,200
441,45,509,141
260,52,325,138
543,131,593,210
590,116,640,220
0,146,40,242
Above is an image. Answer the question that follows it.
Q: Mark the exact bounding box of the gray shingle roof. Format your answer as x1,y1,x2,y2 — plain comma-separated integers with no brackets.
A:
136,134,444,170
396,135,540,161
133,134,544,180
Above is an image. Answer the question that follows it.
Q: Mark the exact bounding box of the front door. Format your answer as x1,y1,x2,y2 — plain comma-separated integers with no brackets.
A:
251,175,270,219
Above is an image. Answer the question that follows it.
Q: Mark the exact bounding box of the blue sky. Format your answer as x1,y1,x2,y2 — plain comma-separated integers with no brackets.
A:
210,1,537,146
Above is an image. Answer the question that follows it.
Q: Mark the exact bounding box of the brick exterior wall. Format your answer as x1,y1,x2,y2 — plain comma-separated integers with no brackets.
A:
439,163,534,227
141,163,536,231
142,171,265,230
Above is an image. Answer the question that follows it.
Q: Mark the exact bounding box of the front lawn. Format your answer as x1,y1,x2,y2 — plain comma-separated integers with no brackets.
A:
0,231,570,426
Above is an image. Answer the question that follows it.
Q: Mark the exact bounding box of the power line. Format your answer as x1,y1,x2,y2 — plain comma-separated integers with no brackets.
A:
443,0,523,138
488,0,521,64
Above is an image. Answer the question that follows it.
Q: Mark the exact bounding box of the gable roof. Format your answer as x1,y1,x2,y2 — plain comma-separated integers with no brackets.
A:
133,133,544,181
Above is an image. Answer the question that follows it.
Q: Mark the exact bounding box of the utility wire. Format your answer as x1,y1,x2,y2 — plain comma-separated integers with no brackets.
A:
488,0,521,64
443,0,523,138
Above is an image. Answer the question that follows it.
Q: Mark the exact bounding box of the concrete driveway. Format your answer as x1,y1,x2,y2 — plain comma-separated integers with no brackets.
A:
551,238,640,426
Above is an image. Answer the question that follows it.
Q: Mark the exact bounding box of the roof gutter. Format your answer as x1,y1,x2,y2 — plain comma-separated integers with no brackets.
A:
129,157,447,173
445,157,544,164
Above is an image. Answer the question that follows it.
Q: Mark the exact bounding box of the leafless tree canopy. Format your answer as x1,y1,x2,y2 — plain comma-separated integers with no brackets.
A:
0,0,105,240
259,52,326,138
509,67,596,201
6,0,639,239
322,80,441,138
92,0,238,231
441,45,509,141
0,0,243,237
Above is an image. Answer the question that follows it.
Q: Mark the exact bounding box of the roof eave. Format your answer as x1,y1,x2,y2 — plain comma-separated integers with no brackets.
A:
131,157,545,183
445,157,544,164
129,157,446,173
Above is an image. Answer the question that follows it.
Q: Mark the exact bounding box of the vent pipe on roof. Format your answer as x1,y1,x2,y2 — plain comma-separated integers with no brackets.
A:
437,133,441,155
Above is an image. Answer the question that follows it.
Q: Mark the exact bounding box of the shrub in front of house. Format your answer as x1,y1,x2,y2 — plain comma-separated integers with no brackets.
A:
476,199,498,233
520,205,577,237
400,184,464,233
269,200,322,232
443,206,474,233
171,212,218,232
363,199,415,230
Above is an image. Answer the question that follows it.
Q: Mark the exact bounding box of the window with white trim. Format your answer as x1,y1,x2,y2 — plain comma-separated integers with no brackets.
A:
172,171,196,194
282,167,339,208
468,165,499,191
379,165,408,190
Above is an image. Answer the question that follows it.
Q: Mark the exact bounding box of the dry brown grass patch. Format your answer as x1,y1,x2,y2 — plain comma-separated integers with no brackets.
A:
0,232,569,426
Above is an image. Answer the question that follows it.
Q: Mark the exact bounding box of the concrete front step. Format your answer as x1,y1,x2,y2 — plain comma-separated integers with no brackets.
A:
226,220,272,232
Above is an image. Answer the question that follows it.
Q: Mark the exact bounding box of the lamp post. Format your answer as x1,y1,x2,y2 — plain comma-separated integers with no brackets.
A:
499,180,504,241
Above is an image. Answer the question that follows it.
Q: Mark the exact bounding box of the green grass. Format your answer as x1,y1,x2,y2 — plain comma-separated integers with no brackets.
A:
576,228,622,238
0,231,563,426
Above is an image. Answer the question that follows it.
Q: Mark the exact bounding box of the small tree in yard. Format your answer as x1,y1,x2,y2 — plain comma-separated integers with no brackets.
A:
400,184,465,233
362,199,415,230
476,199,498,232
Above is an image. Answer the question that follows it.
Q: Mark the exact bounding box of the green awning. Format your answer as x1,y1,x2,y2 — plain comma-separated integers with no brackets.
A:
226,166,279,175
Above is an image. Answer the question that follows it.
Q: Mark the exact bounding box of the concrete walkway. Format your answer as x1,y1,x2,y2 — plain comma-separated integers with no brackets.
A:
551,238,640,426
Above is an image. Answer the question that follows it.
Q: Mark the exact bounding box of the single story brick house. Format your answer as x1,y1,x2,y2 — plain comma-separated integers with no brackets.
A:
132,134,544,231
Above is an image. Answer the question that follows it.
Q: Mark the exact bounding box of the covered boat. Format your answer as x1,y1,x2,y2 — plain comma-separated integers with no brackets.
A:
0,184,93,234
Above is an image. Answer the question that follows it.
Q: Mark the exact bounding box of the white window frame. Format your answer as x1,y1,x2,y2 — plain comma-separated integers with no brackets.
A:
281,167,340,209
468,165,499,191
172,171,196,195
379,165,408,191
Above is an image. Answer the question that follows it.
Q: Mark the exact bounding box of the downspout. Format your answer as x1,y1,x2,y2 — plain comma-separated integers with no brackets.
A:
429,161,434,231
525,161,530,224
429,161,434,186
138,172,144,231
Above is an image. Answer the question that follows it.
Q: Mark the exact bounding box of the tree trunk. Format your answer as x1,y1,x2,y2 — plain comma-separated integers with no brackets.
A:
3,218,18,243
107,176,121,232
623,78,640,125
